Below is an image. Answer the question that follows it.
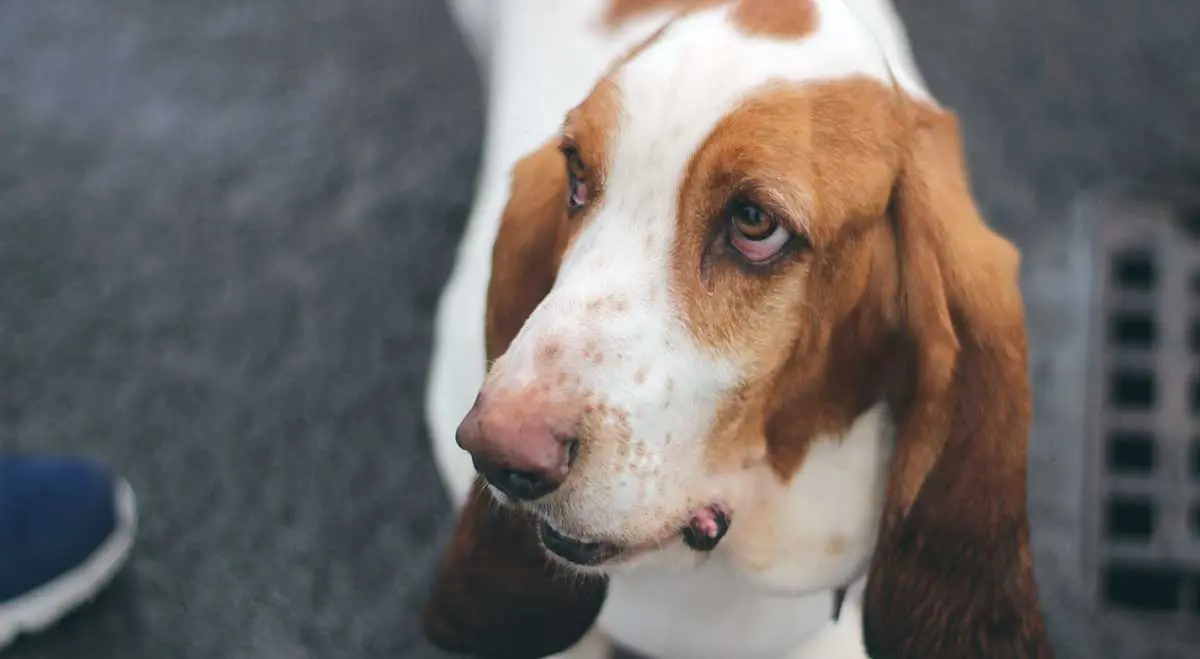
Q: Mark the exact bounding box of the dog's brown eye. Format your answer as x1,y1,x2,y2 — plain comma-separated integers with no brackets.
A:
727,199,790,263
563,147,589,211
729,201,776,240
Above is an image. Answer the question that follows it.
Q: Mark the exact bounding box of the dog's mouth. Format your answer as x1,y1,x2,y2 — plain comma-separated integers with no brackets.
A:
536,504,732,567
537,522,624,566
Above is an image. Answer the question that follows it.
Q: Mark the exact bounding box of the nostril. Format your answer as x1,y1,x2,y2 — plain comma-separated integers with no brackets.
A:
496,468,552,501
463,423,575,500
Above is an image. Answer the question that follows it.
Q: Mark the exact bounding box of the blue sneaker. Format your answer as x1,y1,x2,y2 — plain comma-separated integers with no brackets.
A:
0,455,137,649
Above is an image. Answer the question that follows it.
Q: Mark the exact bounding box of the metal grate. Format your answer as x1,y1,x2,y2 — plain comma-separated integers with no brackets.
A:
1085,199,1200,634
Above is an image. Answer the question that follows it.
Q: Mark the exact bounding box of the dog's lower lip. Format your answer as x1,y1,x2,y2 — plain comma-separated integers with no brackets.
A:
537,522,623,566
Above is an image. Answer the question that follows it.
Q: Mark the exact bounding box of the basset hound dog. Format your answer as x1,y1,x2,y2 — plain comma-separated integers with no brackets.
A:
423,1,1052,657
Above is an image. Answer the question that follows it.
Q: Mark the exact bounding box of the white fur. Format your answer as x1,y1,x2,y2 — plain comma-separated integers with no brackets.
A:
430,1,929,657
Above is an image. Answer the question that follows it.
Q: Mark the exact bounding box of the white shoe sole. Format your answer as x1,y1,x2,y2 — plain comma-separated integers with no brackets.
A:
0,478,137,650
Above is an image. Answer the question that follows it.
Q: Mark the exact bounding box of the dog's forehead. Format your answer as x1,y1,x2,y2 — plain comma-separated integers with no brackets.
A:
609,0,894,163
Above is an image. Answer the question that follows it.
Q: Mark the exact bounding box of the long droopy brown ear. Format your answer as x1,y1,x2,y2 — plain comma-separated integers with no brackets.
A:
422,141,608,658
862,106,1051,658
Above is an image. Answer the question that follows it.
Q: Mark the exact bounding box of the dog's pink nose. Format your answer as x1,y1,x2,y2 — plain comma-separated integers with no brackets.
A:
455,394,576,501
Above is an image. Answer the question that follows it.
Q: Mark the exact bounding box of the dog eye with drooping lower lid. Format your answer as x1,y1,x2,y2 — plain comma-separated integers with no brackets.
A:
726,198,793,263
561,144,589,212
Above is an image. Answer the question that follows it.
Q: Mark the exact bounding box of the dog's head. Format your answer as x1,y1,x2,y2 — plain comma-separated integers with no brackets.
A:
425,1,1049,657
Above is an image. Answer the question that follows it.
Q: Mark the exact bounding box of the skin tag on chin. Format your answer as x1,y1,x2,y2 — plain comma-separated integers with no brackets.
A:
682,504,731,551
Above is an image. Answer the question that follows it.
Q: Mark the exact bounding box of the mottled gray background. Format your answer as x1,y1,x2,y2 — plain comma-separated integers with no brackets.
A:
1,0,1197,658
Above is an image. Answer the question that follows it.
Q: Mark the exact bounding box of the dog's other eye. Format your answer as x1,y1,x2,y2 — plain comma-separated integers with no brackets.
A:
563,146,589,211
727,199,791,263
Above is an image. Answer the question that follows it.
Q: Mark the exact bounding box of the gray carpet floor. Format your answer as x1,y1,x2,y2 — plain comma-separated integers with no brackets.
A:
0,1,1197,658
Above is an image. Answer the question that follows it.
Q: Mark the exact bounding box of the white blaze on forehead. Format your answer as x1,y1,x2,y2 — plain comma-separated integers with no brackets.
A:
607,0,908,200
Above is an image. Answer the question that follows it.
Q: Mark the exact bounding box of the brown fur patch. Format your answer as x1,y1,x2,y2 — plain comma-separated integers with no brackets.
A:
674,78,904,357
483,141,572,361
670,78,906,476
731,0,817,39
861,105,1051,659
606,0,817,40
